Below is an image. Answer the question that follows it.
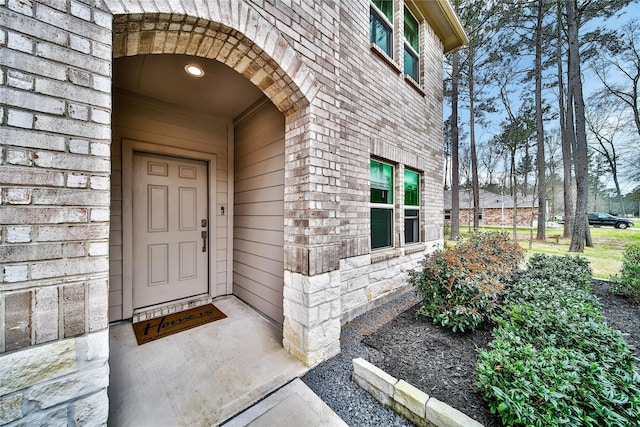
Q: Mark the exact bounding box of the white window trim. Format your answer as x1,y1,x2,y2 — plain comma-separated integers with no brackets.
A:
370,1,395,60
403,6,420,82
370,159,395,251
371,1,394,30
403,169,421,245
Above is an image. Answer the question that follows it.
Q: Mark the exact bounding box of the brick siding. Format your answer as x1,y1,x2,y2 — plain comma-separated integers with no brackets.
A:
1,0,111,421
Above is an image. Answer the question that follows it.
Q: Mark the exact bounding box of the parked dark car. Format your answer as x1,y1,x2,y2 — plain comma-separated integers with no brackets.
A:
587,212,634,229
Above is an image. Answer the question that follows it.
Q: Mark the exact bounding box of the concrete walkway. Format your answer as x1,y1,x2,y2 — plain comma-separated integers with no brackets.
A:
109,296,334,426
221,379,349,427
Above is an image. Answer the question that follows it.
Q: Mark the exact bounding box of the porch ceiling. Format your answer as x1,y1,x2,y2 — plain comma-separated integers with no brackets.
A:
113,54,266,118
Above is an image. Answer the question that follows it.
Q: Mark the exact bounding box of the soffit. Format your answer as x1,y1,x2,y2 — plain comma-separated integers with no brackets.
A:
406,0,468,53
113,54,265,118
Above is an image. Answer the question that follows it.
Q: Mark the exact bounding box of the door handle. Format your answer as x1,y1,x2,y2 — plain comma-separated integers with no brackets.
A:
201,230,207,252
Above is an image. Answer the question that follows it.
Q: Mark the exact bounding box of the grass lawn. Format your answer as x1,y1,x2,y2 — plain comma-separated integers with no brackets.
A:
447,220,640,279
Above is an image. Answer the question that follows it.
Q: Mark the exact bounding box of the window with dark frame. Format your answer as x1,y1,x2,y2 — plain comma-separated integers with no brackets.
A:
370,0,394,58
404,169,420,244
370,159,394,250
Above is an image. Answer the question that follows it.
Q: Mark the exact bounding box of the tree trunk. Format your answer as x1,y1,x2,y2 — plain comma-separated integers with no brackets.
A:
450,49,460,240
511,150,518,240
556,1,573,238
614,174,626,216
564,85,576,238
469,52,480,230
535,0,546,240
567,0,591,252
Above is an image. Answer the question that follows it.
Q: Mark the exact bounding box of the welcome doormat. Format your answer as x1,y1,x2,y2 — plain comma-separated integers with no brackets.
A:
132,304,226,345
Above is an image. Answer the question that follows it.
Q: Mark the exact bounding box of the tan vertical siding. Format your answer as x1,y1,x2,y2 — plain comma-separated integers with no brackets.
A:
233,101,285,324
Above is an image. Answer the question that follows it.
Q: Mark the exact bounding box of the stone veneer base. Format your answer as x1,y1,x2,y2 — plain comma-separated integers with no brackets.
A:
352,358,483,427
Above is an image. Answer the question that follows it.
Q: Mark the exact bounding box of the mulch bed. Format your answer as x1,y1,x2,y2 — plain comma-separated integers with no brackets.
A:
363,279,640,426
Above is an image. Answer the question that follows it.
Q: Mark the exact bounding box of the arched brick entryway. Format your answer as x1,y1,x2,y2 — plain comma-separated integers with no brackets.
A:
104,1,343,367
110,12,313,116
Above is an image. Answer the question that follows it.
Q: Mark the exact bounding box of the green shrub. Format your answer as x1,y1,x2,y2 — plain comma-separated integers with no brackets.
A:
477,339,640,426
521,253,592,289
409,232,524,332
477,254,640,426
611,242,640,303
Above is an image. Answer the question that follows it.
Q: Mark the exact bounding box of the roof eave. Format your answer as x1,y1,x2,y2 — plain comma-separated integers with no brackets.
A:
408,0,468,53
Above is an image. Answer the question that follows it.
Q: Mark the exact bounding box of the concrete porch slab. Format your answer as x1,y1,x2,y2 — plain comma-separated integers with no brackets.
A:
108,296,308,426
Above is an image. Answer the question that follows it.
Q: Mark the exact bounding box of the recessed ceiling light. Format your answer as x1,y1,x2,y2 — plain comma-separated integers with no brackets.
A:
184,64,205,77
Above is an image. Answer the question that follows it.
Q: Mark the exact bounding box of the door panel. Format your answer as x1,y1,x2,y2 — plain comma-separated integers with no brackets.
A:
148,185,168,232
133,153,209,309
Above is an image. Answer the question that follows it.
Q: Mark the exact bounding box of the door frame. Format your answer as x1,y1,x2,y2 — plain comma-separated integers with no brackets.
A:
122,139,218,318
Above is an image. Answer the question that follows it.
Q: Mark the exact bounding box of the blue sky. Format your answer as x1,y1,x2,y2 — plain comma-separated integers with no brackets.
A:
444,2,639,194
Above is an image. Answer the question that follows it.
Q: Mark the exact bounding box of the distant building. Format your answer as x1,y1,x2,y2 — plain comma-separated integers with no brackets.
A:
445,189,539,227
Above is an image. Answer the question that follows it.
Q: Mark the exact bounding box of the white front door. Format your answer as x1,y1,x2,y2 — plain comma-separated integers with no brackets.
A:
132,153,209,309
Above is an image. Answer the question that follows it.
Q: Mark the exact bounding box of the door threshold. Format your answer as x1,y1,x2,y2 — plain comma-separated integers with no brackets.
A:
132,294,212,323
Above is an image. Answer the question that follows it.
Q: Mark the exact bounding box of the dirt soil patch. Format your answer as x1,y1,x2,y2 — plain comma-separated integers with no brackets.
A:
363,280,640,426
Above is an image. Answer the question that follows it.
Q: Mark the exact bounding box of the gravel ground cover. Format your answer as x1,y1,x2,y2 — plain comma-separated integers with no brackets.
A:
302,292,418,427
305,280,640,427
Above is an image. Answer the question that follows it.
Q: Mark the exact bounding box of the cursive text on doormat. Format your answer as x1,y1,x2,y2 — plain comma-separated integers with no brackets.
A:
132,304,226,345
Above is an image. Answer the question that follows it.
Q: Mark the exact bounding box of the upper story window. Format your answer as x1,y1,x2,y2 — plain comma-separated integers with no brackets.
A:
403,6,419,81
370,0,394,58
404,169,420,244
370,159,394,250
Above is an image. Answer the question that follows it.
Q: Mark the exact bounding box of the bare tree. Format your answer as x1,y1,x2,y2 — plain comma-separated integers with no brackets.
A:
459,141,473,186
544,131,564,218
479,142,501,188
496,94,535,239
455,0,501,230
588,151,607,211
591,19,640,141
585,98,628,215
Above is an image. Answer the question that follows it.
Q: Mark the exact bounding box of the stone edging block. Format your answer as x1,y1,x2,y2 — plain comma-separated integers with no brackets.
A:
352,358,483,427
352,357,397,406
394,379,428,418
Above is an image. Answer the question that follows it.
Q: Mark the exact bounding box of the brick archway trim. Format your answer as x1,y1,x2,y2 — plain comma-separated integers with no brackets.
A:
105,4,316,116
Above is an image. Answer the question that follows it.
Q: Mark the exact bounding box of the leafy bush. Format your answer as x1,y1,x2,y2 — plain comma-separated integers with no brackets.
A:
409,232,524,332
477,254,640,426
518,253,592,289
611,242,640,303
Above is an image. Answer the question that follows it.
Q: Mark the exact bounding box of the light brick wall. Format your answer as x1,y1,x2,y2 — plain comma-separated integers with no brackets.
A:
0,0,111,422
338,0,445,259
335,0,446,317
